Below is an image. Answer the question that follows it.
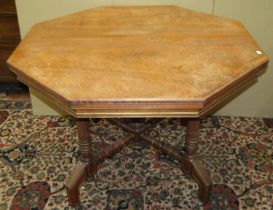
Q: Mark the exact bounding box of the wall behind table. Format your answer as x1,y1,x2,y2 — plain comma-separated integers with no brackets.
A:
214,0,273,118
15,0,273,117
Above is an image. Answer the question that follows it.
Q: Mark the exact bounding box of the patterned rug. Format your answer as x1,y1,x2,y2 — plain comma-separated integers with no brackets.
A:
0,101,272,210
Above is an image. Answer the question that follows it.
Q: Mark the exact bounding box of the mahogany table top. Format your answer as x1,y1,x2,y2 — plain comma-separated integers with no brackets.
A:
7,6,268,118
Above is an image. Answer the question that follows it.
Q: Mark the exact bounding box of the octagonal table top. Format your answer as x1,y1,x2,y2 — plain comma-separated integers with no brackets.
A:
7,6,268,118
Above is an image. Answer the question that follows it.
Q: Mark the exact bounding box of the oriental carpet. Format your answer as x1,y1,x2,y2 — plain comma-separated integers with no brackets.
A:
0,101,272,210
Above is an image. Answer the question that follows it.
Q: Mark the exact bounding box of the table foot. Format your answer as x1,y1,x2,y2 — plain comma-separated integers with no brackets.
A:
65,161,87,207
180,157,211,204
65,119,96,207
191,158,212,204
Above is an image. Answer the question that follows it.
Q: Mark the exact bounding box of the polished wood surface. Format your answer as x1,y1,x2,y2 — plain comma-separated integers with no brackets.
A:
0,0,20,83
0,0,17,14
7,6,268,117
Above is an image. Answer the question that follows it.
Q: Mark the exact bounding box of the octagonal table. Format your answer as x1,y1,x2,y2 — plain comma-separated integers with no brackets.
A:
7,6,268,207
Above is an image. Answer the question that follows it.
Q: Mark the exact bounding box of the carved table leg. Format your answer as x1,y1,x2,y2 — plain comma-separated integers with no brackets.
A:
65,118,97,207
182,119,212,204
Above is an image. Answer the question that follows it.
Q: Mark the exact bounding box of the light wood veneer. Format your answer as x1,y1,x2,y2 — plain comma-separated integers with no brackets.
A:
7,6,268,117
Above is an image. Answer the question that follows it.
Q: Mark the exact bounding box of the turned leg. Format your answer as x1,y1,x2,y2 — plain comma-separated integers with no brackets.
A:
185,119,199,156
77,118,97,180
65,118,96,207
182,119,212,204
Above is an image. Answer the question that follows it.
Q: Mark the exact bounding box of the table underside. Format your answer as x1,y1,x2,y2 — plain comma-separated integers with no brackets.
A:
65,117,212,207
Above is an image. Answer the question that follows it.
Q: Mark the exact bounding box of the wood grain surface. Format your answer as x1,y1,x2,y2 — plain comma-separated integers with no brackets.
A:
0,0,20,83
7,6,269,117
